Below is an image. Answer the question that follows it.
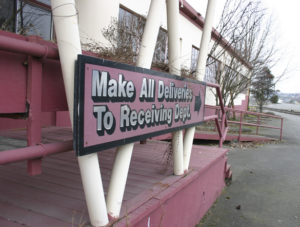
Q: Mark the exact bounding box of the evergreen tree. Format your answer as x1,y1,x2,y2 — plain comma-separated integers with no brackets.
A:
251,67,275,112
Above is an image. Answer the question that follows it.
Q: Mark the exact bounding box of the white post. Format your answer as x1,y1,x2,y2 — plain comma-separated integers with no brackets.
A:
183,126,195,171
50,1,109,226
136,0,164,69
195,0,218,81
106,0,164,218
106,144,134,218
166,0,184,176
78,154,108,226
183,0,218,171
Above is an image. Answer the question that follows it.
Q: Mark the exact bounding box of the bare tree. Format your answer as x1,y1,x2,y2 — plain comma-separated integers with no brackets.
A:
81,11,144,64
83,9,170,72
208,0,280,110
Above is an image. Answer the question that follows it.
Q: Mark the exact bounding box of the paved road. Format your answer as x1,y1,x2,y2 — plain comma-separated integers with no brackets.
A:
200,112,300,227
266,103,300,112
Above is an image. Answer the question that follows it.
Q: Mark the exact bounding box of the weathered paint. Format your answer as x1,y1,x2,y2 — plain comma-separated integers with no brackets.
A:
114,145,228,227
0,129,228,227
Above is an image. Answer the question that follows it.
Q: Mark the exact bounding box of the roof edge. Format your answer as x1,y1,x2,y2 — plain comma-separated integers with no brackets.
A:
180,0,252,70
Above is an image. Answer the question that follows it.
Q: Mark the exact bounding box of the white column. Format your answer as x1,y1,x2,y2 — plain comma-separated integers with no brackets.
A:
183,126,195,170
166,0,181,75
183,0,218,171
106,0,164,218
106,143,133,218
78,154,108,226
166,0,184,175
195,0,218,81
50,1,109,226
136,0,164,69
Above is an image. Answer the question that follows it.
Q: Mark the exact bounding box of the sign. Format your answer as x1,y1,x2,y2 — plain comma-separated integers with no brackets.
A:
74,55,206,156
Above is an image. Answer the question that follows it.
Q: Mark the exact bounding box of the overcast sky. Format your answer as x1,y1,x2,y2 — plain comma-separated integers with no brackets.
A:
187,0,300,94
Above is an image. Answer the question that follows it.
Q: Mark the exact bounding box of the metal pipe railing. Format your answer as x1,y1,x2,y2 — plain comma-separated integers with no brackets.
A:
204,114,218,121
0,140,73,165
256,115,261,135
228,120,281,129
280,118,284,141
205,105,284,141
205,82,229,147
0,34,59,59
206,104,283,119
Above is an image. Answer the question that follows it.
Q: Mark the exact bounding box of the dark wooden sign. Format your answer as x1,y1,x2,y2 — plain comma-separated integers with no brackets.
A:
74,55,206,156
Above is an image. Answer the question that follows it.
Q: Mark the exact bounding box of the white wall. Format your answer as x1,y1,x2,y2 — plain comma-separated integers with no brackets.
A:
76,0,119,46
178,14,202,68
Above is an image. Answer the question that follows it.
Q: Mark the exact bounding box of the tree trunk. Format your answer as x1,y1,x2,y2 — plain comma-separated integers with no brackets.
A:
259,103,263,113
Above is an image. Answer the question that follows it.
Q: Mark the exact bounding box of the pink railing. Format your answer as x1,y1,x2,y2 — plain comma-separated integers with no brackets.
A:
205,105,284,141
0,32,65,174
204,83,228,147
0,31,59,59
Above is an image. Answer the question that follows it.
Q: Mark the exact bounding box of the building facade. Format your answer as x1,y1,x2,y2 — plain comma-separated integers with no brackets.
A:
0,0,251,130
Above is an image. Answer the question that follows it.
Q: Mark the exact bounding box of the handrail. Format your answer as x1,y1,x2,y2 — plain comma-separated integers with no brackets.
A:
205,105,284,141
205,82,228,147
206,104,283,119
0,32,59,59
0,140,73,165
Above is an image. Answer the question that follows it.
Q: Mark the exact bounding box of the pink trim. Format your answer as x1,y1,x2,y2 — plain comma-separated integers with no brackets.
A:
0,31,58,59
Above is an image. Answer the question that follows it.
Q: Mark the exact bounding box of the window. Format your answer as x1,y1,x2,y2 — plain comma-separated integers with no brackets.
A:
118,7,168,65
118,7,145,57
153,28,168,64
190,46,199,72
0,0,16,32
16,1,52,40
191,47,218,83
0,0,52,40
205,56,218,83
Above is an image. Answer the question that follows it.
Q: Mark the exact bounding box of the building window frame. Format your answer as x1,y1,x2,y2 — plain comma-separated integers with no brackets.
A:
0,0,53,40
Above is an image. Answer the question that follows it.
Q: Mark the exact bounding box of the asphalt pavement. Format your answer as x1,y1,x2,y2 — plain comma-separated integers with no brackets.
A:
199,112,300,227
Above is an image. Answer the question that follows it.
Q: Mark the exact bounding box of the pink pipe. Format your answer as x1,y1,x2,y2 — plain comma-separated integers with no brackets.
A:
221,127,228,142
280,118,283,141
256,115,260,135
205,82,219,88
227,120,281,129
214,118,222,138
206,105,283,119
204,115,218,121
0,140,73,165
0,35,59,59
205,82,228,148
238,113,243,142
